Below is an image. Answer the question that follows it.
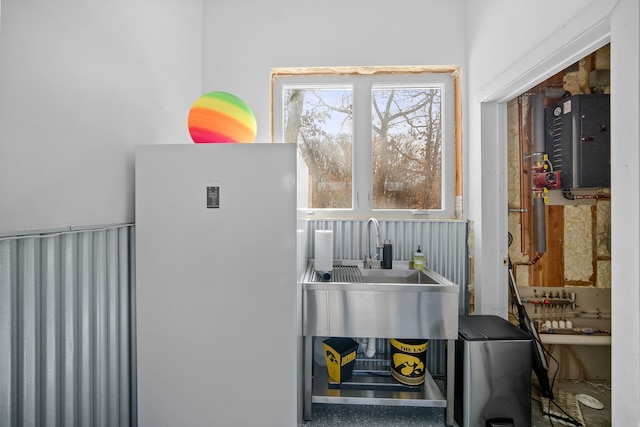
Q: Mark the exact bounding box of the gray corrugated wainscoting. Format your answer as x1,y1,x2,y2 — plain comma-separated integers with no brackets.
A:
0,225,136,427
0,220,467,424
307,219,469,312
307,219,469,376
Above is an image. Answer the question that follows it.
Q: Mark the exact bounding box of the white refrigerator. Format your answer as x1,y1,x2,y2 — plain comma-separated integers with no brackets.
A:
135,143,298,426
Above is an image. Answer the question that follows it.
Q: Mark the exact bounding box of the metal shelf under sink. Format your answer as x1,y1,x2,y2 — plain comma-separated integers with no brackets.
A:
311,358,447,407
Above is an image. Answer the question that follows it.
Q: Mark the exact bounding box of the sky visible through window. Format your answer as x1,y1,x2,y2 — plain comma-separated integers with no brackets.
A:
284,85,443,210
274,66,457,218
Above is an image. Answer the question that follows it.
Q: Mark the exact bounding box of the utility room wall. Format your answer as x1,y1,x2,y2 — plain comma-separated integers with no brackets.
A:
507,44,612,381
507,44,611,289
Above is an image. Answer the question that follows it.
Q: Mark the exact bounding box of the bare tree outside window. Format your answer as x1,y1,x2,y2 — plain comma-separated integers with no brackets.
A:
284,86,442,210
372,87,442,210
273,66,459,219
284,88,353,209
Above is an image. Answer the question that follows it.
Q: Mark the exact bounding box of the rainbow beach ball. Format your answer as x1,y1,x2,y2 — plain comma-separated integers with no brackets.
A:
188,91,257,143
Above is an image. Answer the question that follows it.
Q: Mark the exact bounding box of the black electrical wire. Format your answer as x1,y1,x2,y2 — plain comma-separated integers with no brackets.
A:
523,305,585,426
548,403,583,426
531,396,583,427
508,232,584,427
522,305,584,427
540,346,584,426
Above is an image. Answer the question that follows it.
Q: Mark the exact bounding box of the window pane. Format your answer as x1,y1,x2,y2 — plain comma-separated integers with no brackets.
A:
371,87,442,209
283,88,353,209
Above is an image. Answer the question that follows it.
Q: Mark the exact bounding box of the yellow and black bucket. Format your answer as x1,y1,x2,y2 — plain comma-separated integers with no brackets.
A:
390,338,428,386
322,337,359,383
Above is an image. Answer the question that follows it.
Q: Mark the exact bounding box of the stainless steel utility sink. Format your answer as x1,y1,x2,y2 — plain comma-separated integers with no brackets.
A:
302,260,459,339
302,260,459,425
359,268,438,284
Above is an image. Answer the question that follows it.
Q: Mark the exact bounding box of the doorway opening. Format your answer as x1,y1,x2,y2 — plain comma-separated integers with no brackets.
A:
506,44,611,382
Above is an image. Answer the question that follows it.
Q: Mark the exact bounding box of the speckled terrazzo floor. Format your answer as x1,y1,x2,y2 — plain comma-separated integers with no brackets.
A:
303,380,611,426
305,404,446,426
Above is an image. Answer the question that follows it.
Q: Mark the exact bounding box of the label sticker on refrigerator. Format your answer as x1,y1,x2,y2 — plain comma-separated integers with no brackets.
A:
207,186,220,208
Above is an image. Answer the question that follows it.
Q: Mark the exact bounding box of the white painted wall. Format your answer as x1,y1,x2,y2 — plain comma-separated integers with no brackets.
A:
202,0,468,144
466,0,618,316
0,1,203,234
466,0,639,424
1,0,638,422
466,0,611,93
610,1,640,424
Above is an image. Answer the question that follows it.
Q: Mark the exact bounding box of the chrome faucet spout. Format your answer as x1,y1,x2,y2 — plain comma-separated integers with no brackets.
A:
364,217,383,269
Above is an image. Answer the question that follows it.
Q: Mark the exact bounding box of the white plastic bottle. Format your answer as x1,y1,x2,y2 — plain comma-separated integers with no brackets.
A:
413,245,424,270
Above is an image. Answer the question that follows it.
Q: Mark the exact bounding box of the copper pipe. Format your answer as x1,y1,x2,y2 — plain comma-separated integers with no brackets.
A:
513,252,544,284
517,97,531,253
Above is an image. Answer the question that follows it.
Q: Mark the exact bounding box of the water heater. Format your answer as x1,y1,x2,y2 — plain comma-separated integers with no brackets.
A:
544,94,610,189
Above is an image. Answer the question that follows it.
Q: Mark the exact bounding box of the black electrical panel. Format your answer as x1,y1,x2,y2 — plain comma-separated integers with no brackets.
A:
544,94,610,189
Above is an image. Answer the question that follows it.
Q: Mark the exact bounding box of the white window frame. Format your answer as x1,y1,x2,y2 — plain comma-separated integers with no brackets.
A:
271,66,461,220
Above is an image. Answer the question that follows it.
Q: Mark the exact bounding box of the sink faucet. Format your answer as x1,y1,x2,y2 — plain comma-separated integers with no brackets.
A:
364,217,383,269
